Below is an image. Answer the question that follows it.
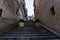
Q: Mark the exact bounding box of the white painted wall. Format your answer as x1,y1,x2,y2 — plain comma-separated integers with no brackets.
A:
18,9,24,20
18,0,25,20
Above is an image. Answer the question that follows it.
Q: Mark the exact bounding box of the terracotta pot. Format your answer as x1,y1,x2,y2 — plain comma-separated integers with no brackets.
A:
34,22,41,27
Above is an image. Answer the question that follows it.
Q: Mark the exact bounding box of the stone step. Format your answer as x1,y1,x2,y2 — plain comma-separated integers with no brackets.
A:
0,34,59,39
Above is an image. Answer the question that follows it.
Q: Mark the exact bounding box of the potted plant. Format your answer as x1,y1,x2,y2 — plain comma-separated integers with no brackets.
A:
34,19,41,27
18,19,25,27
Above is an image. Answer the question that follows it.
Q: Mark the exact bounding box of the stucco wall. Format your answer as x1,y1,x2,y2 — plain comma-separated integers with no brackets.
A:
34,0,40,18
34,0,60,33
0,0,18,19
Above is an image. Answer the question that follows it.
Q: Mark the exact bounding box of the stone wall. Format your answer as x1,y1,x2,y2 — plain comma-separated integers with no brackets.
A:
0,0,18,19
34,0,60,33
0,0,18,34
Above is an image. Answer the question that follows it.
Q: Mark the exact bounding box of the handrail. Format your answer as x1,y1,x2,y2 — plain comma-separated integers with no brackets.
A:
41,24,60,37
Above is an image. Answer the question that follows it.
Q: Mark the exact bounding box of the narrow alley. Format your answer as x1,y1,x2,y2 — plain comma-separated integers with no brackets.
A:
0,0,60,40
0,21,59,40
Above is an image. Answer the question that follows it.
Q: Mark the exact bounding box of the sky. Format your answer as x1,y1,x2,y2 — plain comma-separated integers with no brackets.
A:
25,0,34,16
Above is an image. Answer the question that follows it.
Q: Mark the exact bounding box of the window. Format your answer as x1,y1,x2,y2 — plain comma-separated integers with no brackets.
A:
16,8,18,15
50,6,55,16
0,9,2,17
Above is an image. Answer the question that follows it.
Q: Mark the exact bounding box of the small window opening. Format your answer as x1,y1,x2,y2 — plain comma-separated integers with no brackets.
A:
16,8,18,15
50,6,55,16
0,9,2,17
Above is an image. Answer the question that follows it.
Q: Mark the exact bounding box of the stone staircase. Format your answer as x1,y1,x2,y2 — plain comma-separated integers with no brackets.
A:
0,22,60,40
0,18,18,36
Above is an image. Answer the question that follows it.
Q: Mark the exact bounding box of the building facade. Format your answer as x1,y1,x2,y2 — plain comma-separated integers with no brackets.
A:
0,0,19,32
34,0,60,33
0,0,18,19
18,0,27,20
